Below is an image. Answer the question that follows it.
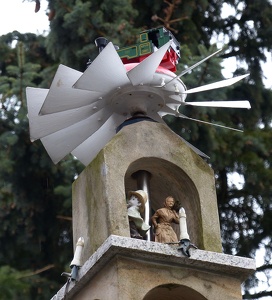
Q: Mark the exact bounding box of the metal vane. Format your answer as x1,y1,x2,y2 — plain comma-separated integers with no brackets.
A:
26,27,251,166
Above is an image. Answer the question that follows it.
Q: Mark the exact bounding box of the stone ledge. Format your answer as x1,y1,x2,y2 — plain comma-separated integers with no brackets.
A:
51,235,255,299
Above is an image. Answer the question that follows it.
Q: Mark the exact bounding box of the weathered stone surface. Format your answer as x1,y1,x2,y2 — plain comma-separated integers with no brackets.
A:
72,121,222,264
51,235,255,300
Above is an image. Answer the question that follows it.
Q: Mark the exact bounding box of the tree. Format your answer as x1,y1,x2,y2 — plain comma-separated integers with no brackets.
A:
1,0,272,298
0,31,84,298
45,0,140,70
131,1,272,297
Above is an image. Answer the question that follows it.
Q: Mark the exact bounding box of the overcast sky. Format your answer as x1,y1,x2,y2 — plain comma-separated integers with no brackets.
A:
0,0,271,88
0,0,49,35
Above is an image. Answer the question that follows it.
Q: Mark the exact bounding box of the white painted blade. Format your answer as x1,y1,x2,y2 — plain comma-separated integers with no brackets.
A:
26,87,110,140
165,103,181,110
184,100,251,109
40,108,112,164
179,115,243,132
73,42,130,92
179,137,210,159
158,106,243,132
147,112,166,124
158,105,181,117
165,48,222,86
72,113,126,166
184,74,249,94
127,41,172,86
149,111,209,158
39,64,102,115
161,90,185,104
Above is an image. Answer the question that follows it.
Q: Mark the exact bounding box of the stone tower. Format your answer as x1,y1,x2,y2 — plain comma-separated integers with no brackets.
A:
51,120,255,300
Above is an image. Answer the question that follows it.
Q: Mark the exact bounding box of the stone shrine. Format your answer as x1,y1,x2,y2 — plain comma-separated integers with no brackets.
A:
51,120,255,300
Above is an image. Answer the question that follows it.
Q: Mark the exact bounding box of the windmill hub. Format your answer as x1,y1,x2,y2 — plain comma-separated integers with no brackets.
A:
110,85,165,116
124,63,187,101
25,30,251,166
105,62,188,117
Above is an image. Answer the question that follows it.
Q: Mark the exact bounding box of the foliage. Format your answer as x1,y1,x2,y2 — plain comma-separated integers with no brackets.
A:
45,0,139,70
0,32,83,298
0,266,30,299
1,0,272,298
0,265,59,300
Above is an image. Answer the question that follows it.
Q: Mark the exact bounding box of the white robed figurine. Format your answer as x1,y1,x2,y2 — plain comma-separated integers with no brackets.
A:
127,190,150,239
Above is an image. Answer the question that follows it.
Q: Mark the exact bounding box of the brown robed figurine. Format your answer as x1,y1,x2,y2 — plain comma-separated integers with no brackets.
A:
151,196,180,243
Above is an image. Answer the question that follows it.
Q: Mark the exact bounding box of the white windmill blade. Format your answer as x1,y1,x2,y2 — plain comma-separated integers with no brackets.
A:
40,108,113,164
127,41,172,86
26,87,48,140
160,103,184,116
179,115,243,132
147,112,168,124
183,100,251,109
72,113,126,166
73,42,130,93
26,87,110,140
158,106,243,132
161,90,185,104
183,74,249,94
151,111,210,158
39,65,102,115
165,48,223,86
180,137,210,158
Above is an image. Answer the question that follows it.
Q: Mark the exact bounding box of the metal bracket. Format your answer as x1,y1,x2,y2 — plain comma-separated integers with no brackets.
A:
177,239,197,257
61,265,80,281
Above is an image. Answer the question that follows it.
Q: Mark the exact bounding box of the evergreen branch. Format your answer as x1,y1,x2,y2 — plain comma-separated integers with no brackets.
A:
17,42,24,106
243,290,272,299
256,264,272,272
197,58,209,86
0,98,8,111
152,0,188,33
56,215,72,221
59,0,73,13
35,0,40,13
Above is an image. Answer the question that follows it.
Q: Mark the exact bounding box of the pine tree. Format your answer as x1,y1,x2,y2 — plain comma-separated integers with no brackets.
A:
1,0,272,298
0,32,83,298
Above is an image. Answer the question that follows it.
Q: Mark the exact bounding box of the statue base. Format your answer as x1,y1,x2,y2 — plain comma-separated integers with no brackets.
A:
51,235,255,300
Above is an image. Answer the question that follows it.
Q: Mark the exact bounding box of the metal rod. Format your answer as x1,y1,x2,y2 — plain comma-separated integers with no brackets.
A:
132,170,152,241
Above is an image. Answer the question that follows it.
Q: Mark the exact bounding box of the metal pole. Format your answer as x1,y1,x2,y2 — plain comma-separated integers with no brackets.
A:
132,170,152,241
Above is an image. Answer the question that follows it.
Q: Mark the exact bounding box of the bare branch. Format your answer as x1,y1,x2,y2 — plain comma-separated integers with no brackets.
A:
56,215,72,221
17,264,55,278
256,264,272,272
152,0,187,33
243,290,272,299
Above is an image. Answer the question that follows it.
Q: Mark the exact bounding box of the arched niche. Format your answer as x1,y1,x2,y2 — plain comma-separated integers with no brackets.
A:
125,157,203,248
143,284,208,300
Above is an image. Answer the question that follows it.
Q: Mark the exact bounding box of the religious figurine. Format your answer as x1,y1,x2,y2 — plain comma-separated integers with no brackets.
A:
151,196,180,243
127,190,150,239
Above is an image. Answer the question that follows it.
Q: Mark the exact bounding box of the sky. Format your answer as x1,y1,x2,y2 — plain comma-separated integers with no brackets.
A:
1,0,271,89
0,0,49,36
1,0,271,297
